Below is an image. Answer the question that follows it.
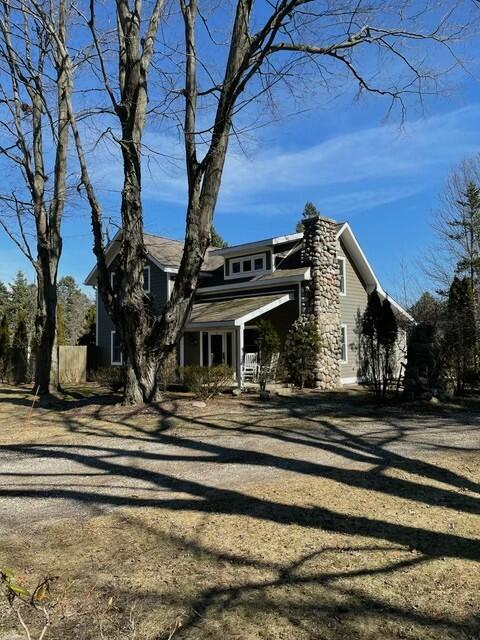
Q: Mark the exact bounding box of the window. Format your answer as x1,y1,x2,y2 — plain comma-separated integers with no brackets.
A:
227,253,268,278
111,330,123,365
143,266,150,292
340,325,347,363
338,257,346,295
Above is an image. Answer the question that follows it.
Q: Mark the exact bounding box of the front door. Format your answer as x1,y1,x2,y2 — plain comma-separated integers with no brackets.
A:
210,333,224,366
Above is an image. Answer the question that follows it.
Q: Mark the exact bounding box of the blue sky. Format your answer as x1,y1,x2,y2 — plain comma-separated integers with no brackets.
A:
1,20,479,303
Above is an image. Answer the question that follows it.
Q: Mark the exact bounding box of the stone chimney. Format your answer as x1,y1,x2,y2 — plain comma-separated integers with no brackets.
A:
301,215,340,389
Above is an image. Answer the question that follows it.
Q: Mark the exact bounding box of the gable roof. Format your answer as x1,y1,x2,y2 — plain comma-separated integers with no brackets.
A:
336,223,413,322
84,231,223,286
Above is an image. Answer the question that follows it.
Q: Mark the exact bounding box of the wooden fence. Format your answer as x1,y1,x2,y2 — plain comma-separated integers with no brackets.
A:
58,345,87,385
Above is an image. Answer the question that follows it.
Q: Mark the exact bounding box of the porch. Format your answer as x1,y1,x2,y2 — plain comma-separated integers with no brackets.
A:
179,293,296,387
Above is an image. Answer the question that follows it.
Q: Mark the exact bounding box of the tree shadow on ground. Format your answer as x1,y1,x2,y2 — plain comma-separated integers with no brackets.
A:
1,388,479,638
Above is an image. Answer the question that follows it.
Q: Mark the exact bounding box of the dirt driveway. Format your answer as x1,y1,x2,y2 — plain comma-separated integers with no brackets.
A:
0,385,479,532
1,385,479,640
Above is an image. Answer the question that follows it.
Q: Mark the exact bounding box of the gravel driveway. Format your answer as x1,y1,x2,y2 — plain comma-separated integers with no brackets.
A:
1,387,479,532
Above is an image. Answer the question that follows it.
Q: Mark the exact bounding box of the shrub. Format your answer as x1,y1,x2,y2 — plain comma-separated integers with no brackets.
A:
180,364,233,400
95,366,126,391
157,351,178,391
284,316,321,389
361,290,398,401
255,319,280,391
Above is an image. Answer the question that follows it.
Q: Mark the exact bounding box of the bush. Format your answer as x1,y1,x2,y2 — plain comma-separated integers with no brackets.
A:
95,366,126,391
284,316,321,389
180,364,233,400
157,351,178,391
255,319,280,391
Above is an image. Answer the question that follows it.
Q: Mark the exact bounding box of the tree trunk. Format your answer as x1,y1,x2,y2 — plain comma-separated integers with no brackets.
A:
34,267,58,394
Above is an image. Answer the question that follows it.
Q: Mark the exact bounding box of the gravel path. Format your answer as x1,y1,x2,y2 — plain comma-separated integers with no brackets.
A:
1,388,479,531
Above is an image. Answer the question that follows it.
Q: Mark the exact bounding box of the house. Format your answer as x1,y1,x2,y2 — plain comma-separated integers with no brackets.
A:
85,215,412,388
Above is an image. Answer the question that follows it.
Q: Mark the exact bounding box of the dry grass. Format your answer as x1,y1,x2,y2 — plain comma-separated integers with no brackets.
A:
0,384,479,639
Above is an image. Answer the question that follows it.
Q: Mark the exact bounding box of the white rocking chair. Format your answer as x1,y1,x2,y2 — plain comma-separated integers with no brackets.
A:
243,352,259,381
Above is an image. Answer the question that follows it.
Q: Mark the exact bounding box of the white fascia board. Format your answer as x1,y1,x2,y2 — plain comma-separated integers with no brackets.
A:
185,293,292,330
84,229,122,286
234,293,293,325
209,232,303,257
336,223,414,323
196,269,311,295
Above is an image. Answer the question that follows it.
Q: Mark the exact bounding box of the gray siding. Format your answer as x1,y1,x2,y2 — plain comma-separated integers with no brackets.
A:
96,257,170,367
338,240,368,381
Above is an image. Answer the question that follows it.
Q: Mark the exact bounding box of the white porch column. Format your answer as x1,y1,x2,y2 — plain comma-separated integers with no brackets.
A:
236,324,244,388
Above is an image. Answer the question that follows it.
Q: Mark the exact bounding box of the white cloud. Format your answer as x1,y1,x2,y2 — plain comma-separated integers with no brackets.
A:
84,103,480,218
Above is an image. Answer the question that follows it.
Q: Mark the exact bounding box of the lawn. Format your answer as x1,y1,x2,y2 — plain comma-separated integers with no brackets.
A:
0,384,479,640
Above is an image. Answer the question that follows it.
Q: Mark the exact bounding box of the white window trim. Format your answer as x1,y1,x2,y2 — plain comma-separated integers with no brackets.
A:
340,324,348,364
338,256,347,296
225,253,269,280
143,265,151,293
111,330,123,366
110,270,116,288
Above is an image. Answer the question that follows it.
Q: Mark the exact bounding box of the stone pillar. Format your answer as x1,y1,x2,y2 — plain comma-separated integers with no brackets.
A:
301,215,340,389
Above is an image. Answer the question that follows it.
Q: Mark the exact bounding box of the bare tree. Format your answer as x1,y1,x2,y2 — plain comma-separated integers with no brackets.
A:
0,0,71,394
31,0,475,403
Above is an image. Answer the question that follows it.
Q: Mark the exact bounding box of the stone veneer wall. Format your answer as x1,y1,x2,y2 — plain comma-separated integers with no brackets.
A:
301,215,340,389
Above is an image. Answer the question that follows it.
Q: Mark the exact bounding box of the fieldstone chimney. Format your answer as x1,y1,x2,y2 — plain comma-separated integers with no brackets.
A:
301,215,340,389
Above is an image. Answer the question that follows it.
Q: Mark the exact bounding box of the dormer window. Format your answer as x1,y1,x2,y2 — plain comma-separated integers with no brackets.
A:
226,252,268,279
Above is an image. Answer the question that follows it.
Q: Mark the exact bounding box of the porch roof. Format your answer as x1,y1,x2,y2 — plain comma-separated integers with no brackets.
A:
186,293,293,329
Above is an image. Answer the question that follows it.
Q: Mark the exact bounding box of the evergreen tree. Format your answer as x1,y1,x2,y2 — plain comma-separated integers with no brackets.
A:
0,314,10,381
0,280,9,317
77,305,96,346
210,226,228,249
11,316,28,384
7,271,36,341
444,276,476,393
57,276,93,345
361,290,398,400
295,201,320,232
56,303,66,346
450,181,480,284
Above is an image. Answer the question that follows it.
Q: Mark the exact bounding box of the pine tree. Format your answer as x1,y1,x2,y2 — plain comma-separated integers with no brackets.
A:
7,271,36,341
56,303,66,346
0,314,10,381
57,276,93,345
444,276,476,393
295,201,320,232
210,226,228,249
77,305,96,346
11,316,28,384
